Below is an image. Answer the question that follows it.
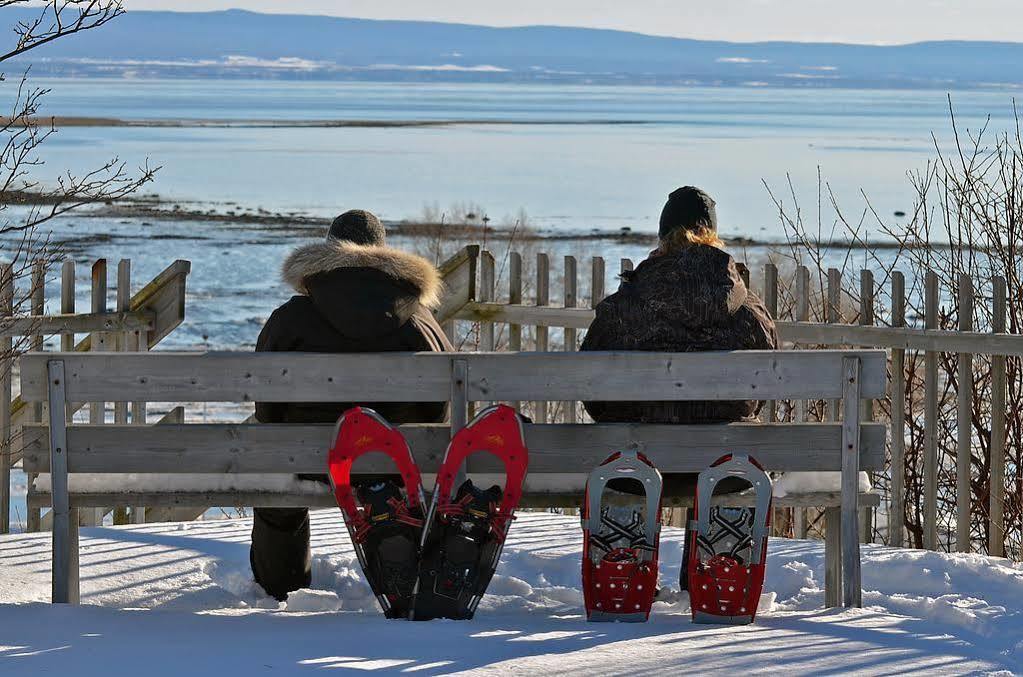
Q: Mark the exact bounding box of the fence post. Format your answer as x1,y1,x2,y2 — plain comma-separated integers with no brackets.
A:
955,274,974,553
58,262,83,534
563,255,578,424
591,257,605,307
989,276,1007,557
113,260,132,525
859,270,874,544
890,272,906,548
508,252,522,413
923,270,939,551
794,265,810,539
82,260,108,527
48,359,78,603
0,264,10,534
479,251,495,352
534,253,550,423
25,261,46,532
763,263,778,424
827,268,842,423
841,356,863,607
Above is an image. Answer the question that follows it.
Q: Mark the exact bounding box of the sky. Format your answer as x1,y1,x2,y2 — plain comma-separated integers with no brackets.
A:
120,0,1023,44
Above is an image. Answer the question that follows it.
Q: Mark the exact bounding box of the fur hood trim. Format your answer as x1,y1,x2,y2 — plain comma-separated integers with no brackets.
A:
282,241,443,309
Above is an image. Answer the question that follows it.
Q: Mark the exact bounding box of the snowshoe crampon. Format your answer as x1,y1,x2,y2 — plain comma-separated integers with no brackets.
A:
328,407,426,619
582,448,663,622
687,454,772,625
412,404,528,621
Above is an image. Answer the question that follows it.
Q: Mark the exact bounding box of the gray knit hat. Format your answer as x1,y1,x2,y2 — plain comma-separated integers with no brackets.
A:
327,210,385,246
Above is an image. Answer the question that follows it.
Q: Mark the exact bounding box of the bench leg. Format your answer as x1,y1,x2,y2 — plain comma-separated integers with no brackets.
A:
48,360,79,604
824,506,841,608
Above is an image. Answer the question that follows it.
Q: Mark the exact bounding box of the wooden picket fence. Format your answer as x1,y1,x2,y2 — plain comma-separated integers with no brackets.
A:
0,257,190,533
449,246,1022,559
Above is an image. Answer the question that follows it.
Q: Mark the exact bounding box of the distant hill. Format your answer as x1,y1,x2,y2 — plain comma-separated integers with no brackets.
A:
3,7,1022,88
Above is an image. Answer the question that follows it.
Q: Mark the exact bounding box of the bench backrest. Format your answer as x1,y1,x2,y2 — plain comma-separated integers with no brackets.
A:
20,349,887,476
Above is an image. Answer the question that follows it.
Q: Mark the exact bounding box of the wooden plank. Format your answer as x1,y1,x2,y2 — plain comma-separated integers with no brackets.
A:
763,263,778,424
115,260,131,426
794,265,810,460
0,311,153,338
0,263,10,534
591,257,605,307
48,360,77,603
455,302,1023,356
841,356,862,607
890,271,907,548
478,251,495,352
466,351,888,402
859,269,875,543
22,422,887,474
923,270,939,551
29,489,880,510
21,349,889,403
824,506,841,607
989,277,1007,557
563,255,578,424
89,259,108,426
27,261,45,533
435,245,479,323
508,252,522,412
956,274,973,553
827,269,842,423
534,253,550,422
30,261,45,422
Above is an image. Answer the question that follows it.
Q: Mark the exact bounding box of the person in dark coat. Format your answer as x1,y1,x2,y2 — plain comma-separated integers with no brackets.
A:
581,186,778,425
250,209,453,601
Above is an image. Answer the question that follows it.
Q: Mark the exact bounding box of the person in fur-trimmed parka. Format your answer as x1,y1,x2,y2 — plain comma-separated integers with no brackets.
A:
251,210,453,601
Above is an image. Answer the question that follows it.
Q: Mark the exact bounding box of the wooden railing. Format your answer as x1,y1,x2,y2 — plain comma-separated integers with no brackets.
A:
446,246,1021,558
0,258,190,533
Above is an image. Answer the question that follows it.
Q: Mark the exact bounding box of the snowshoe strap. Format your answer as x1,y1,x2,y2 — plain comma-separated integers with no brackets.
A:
584,448,662,547
694,454,772,563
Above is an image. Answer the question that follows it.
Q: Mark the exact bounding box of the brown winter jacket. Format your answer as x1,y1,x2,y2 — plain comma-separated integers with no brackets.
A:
255,240,453,425
581,244,778,424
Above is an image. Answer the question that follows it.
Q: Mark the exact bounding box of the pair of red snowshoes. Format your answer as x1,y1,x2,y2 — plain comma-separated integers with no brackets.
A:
327,404,528,621
582,451,772,625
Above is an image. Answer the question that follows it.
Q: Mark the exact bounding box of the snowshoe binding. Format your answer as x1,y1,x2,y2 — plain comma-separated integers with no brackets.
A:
686,454,772,625
328,407,426,619
582,447,663,622
412,404,528,621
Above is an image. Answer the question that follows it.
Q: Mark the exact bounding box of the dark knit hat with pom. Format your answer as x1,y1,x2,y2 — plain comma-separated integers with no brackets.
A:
658,186,718,240
327,209,385,246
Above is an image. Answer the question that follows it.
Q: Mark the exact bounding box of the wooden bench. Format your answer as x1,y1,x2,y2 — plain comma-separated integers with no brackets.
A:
20,349,887,609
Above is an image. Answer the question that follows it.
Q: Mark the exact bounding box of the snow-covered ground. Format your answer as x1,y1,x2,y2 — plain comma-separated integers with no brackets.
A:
1,511,1020,676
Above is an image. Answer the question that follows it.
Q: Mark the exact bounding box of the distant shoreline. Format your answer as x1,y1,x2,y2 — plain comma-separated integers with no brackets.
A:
4,116,652,129
0,187,916,250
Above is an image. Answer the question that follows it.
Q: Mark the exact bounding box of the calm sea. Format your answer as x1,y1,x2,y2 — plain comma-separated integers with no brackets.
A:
24,79,1022,236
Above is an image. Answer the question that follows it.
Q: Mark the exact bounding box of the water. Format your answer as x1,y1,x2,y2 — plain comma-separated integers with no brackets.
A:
7,79,1009,528
18,79,1022,237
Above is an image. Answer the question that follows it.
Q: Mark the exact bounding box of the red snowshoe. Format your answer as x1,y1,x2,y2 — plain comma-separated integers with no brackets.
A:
582,448,663,622
411,404,528,621
687,454,772,625
328,407,426,619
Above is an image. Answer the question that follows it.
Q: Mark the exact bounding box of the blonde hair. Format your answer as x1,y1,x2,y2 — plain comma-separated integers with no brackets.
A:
657,226,725,254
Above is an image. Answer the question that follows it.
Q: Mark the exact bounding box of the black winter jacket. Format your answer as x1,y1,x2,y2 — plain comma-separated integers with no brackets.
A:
581,244,778,423
255,240,453,425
